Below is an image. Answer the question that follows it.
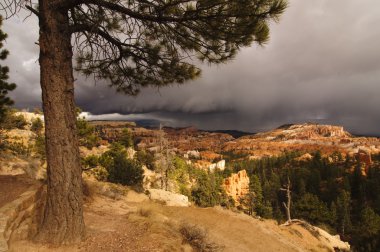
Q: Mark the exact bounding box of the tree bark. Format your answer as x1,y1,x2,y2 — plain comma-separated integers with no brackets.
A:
34,0,85,244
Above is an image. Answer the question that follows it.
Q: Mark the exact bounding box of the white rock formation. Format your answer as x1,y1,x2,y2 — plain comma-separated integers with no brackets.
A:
313,226,350,251
186,150,200,159
216,160,225,170
147,189,190,207
208,160,226,172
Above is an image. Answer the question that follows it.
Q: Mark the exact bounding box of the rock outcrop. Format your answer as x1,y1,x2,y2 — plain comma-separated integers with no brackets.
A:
355,149,372,167
274,123,351,139
209,160,226,172
147,189,190,207
313,226,350,251
223,170,250,204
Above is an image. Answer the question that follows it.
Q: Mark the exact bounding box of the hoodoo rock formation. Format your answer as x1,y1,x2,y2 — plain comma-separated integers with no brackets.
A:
281,124,351,139
223,170,250,204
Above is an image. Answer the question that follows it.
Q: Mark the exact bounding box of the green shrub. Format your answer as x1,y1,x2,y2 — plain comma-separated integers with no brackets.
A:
136,150,155,170
99,143,144,187
76,117,101,149
170,157,190,182
0,110,27,130
34,135,46,160
31,117,43,134
82,155,99,169
179,184,191,198
7,142,31,156
0,132,7,151
119,128,134,148
108,154,143,186
76,117,100,149
92,166,109,181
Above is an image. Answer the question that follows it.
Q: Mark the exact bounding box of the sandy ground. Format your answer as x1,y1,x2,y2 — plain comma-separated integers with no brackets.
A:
7,185,335,252
0,175,35,208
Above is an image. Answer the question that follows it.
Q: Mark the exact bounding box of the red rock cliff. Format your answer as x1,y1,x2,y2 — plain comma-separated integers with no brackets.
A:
223,170,250,204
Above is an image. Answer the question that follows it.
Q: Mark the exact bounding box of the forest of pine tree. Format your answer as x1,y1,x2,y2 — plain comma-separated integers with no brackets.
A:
228,151,380,251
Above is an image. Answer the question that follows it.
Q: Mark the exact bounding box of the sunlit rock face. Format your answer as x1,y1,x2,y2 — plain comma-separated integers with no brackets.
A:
278,124,351,139
223,170,250,204
223,123,380,158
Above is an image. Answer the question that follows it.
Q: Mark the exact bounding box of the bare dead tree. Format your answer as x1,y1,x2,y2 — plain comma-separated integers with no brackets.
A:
157,123,173,191
280,176,292,224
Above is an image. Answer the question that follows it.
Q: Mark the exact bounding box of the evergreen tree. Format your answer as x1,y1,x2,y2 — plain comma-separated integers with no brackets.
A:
351,163,366,217
250,174,263,203
0,16,16,124
2,0,287,244
76,116,101,149
191,170,226,208
119,128,134,148
330,201,337,227
293,193,330,225
241,174,272,217
99,142,144,187
336,190,352,237
353,207,380,251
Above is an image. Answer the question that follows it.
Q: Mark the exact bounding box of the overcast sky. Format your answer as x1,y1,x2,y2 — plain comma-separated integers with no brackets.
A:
3,0,380,135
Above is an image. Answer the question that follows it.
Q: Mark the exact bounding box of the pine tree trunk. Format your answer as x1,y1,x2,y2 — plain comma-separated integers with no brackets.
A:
34,0,85,244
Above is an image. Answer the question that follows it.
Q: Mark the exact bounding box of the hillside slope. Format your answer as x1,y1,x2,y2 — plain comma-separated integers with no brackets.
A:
7,181,349,252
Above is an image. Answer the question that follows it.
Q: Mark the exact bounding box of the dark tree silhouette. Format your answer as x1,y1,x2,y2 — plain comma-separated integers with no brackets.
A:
0,15,16,124
1,0,287,244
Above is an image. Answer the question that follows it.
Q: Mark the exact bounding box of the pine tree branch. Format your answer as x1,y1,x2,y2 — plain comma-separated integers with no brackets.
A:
25,5,39,17
65,0,279,23
282,202,288,210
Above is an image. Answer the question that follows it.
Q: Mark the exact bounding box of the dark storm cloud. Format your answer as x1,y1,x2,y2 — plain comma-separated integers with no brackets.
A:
3,0,380,135
3,15,40,108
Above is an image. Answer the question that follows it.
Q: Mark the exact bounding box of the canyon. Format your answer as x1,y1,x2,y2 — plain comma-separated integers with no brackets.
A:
91,121,380,161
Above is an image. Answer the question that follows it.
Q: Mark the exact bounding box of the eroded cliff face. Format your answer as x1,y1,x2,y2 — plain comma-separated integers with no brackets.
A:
223,170,250,204
90,122,234,153
247,123,351,141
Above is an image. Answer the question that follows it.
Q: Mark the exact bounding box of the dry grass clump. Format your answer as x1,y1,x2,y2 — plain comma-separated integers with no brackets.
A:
84,177,128,200
179,222,223,252
138,207,153,218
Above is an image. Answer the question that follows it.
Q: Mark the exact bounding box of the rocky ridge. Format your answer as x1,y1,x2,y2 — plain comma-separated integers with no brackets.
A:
91,120,380,161
223,123,380,159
